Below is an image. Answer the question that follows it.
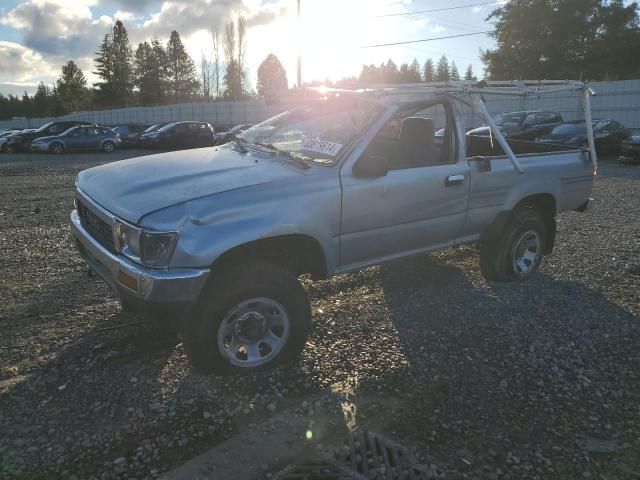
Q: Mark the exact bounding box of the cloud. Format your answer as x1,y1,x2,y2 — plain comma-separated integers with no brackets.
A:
0,0,288,92
137,0,284,41
1,0,112,57
0,41,56,82
114,10,135,21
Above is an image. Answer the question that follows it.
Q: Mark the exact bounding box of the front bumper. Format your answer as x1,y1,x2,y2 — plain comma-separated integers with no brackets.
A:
30,143,48,151
70,209,210,309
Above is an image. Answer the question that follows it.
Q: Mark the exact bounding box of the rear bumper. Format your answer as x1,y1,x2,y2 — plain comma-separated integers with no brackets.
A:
70,209,209,312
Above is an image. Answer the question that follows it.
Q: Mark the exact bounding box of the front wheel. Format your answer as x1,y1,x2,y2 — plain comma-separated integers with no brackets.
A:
49,142,64,154
102,140,115,152
479,208,547,282
183,261,311,374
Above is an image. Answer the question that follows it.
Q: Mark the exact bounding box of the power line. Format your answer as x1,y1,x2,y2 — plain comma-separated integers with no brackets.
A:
361,31,492,48
377,1,498,17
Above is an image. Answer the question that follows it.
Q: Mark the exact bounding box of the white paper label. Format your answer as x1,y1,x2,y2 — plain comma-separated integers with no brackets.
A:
301,138,343,157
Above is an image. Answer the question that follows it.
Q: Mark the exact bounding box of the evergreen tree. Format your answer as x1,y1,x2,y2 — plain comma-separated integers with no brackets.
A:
93,34,114,105
166,30,200,102
482,0,640,80
436,55,450,81
56,60,89,113
408,58,422,82
450,60,460,80
464,64,476,81
134,39,167,105
93,21,133,106
257,53,288,98
423,58,435,82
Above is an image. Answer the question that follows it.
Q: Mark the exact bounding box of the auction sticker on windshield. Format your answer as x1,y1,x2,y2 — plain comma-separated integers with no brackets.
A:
301,139,343,157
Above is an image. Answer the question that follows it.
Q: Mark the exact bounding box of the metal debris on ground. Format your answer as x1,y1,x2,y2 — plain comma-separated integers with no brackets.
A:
274,429,442,480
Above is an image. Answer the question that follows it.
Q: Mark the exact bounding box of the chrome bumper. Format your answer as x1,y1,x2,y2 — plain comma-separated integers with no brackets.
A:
70,209,209,304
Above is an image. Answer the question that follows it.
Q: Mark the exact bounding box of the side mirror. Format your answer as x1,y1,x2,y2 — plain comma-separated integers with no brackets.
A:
353,154,389,178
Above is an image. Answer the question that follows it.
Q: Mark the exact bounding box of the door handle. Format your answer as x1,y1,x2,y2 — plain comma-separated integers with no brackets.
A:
445,174,465,186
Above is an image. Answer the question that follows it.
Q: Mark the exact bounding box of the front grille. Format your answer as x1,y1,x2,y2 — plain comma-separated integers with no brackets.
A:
77,199,116,253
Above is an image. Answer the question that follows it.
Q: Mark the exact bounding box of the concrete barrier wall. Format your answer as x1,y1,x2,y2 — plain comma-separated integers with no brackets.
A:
2,79,639,130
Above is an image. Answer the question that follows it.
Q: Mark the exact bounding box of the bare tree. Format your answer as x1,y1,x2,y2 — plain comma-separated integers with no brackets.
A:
224,20,236,68
222,17,248,100
237,16,246,95
212,29,221,99
201,51,212,100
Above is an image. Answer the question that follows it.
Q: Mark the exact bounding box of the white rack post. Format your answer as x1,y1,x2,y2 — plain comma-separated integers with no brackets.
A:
471,94,524,174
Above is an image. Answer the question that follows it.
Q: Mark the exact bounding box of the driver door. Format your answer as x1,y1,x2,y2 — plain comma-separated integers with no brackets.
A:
339,102,470,269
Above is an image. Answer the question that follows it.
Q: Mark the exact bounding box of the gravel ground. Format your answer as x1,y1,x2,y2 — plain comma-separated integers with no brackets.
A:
0,150,639,480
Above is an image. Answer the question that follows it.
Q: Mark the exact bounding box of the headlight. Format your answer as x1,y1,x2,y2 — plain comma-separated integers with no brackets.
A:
115,221,142,258
115,220,177,268
140,231,178,267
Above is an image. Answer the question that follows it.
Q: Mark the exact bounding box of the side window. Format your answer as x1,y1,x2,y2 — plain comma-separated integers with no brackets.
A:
364,102,454,170
523,114,537,127
49,124,64,134
175,124,187,134
538,113,555,124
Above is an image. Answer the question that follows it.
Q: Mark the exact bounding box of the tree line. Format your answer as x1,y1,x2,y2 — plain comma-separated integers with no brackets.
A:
2,0,639,120
358,56,477,85
0,17,290,120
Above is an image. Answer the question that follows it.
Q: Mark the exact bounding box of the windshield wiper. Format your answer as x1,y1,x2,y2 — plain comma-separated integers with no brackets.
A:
231,135,250,153
253,142,310,170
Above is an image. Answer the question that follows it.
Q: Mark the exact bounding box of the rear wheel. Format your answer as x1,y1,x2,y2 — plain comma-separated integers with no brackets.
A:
183,261,311,374
479,208,547,282
49,142,64,154
102,140,115,152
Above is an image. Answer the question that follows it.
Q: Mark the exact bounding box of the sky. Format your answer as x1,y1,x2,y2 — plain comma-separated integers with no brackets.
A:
0,0,502,97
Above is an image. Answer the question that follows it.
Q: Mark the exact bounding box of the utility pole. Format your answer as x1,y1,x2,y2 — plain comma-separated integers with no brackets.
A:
297,0,302,88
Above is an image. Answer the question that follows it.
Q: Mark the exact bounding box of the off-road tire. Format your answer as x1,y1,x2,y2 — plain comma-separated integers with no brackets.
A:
183,261,311,374
479,208,547,282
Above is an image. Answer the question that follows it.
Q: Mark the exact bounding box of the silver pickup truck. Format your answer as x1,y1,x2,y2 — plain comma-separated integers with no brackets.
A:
70,81,596,373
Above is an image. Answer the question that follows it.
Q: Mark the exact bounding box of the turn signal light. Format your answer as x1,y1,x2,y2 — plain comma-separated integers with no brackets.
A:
118,270,138,292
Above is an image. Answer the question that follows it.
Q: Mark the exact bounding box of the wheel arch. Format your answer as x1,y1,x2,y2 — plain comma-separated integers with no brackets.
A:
481,193,557,254
209,234,328,281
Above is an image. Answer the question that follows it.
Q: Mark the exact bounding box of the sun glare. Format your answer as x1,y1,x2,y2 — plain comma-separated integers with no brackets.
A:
251,0,402,85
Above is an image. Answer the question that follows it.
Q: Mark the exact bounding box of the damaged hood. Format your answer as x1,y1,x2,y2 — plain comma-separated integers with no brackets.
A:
77,146,302,223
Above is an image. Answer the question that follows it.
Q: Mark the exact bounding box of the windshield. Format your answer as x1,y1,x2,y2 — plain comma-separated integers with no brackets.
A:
494,113,526,126
157,123,176,133
144,124,162,133
36,122,54,132
237,96,383,165
60,126,80,136
551,123,587,135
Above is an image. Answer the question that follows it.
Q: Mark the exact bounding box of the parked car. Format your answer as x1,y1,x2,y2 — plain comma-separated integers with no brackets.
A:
467,110,563,141
71,84,595,374
213,124,253,145
31,125,121,154
535,119,629,154
131,122,170,147
112,124,148,146
6,120,91,151
0,129,21,152
141,121,214,149
619,134,640,164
